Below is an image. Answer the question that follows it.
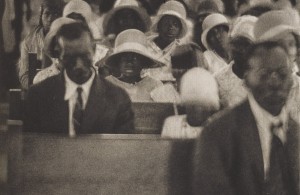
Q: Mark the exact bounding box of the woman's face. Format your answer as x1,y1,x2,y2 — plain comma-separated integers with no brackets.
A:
42,8,60,34
277,33,297,62
157,15,182,42
118,53,144,79
207,25,229,51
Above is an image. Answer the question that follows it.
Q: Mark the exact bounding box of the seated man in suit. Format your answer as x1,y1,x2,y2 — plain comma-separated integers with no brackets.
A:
24,22,134,136
192,41,299,195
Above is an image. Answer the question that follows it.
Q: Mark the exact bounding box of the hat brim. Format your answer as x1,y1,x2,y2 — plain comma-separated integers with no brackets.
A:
106,49,162,69
102,6,151,36
151,12,188,39
255,25,300,43
201,23,229,50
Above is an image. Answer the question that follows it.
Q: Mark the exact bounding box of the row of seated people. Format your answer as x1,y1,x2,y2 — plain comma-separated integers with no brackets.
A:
17,0,300,138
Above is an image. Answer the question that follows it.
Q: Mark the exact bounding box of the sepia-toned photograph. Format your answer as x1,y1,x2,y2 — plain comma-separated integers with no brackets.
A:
0,0,299,194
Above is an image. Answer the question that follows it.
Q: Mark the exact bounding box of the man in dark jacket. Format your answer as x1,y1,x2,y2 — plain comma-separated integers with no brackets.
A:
24,22,134,135
192,42,299,195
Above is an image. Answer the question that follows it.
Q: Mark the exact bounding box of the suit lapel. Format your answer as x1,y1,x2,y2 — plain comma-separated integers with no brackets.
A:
81,75,107,133
51,74,69,133
285,117,299,192
238,101,265,184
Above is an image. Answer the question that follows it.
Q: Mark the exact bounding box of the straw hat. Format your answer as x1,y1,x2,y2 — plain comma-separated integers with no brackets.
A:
63,0,92,22
230,15,258,41
105,29,162,68
44,17,77,58
152,1,188,39
201,13,229,50
102,0,151,36
254,9,300,43
180,67,220,110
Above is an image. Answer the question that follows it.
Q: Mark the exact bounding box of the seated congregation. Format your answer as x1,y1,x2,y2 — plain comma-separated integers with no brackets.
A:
7,0,300,194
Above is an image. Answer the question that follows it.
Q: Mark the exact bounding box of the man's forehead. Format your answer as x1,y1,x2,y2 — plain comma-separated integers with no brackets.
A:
58,33,92,52
248,46,289,69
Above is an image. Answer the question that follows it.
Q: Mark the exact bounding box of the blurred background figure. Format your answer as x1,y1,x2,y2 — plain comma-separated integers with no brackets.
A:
102,0,151,46
33,17,76,84
17,0,64,90
161,67,220,139
215,15,257,108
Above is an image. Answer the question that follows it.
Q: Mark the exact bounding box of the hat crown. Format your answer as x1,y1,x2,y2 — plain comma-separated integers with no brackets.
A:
254,10,299,42
114,0,139,8
158,1,186,19
202,13,228,31
114,29,147,49
230,15,258,40
63,0,92,21
49,17,76,33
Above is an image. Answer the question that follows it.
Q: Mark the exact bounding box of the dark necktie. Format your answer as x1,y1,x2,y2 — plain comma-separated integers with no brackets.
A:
73,87,83,133
264,122,290,195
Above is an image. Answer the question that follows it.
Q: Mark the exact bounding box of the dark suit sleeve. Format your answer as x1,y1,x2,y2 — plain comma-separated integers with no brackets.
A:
192,123,235,195
23,85,41,132
113,91,134,133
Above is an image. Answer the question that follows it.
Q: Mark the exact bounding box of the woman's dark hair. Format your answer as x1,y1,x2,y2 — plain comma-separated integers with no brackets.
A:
38,0,65,26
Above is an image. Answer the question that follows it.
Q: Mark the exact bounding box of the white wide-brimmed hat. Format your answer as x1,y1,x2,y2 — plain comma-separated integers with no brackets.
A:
102,0,151,36
152,1,188,39
63,0,92,22
254,9,300,43
105,29,162,68
201,13,229,50
230,15,258,41
44,17,77,58
180,67,220,110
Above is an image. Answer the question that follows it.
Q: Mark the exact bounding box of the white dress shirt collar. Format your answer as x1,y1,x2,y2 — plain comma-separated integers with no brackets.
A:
248,92,288,176
64,69,95,104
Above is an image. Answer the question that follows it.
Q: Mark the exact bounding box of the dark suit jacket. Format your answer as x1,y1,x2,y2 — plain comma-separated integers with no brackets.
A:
192,100,299,195
24,73,134,134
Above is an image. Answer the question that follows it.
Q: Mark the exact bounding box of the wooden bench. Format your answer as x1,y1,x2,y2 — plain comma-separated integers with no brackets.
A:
7,90,177,134
6,133,194,195
132,102,176,134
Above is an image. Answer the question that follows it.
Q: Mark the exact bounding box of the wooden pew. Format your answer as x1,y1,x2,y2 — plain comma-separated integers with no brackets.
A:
7,133,194,195
7,89,24,132
132,102,176,134
7,90,177,134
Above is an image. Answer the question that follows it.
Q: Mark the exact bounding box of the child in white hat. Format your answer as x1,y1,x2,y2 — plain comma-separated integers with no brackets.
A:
161,67,220,139
105,29,179,102
201,13,231,75
142,0,189,82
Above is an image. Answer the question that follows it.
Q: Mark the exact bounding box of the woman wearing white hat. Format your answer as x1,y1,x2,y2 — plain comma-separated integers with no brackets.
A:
201,13,231,75
142,0,189,82
63,0,101,40
161,67,220,139
214,15,257,108
101,0,151,46
105,29,180,102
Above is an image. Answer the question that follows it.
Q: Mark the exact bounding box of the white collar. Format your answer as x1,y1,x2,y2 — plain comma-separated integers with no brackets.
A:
248,92,288,135
64,69,95,101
